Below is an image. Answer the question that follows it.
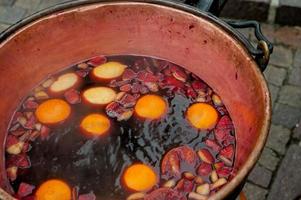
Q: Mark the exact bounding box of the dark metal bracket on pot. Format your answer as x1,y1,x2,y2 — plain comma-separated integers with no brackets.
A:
196,0,273,72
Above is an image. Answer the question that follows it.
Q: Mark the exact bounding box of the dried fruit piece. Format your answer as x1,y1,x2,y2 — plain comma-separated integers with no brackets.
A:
40,125,51,140
49,73,80,94
77,63,89,69
163,179,176,188
78,192,96,200
210,170,218,183
123,68,137,80
196,183,210,196
76,68,91,78
175,178,194,193
194,176,204,184
183,172,195,180
87,55,107,66
216,167,232,178
106,102,123,118
162,76,185,89
220,145,234,160
23,99,38,110
170,65,187,82
24,115,36,130
64,89,81,104
36,179,71,200
123,163,157,191
120,84,132,92
188,192,207,200
117,93,137,108
80,114,110,136
35,99,71,125
0,187,17,200
161,146,197,178
126,192,145,200
7,154,31,168
197,162,212,176
205,139,221,152
186,103,218,130
210,178,227,190
212,94,223,106
82,87,116,106
186,87,197,99
144,188,186,200
197,149,214,164
17,182,35,197
34,91,49,100
135,95,167,120
117,110,134,121
191,80,206,92
42,78,55,88
116,92,126,101
91,61,126,81
214,115,234,144
6,140,24,155
137,71,157,82
6,166,17,181
145,82,159,92
218,155,232,166
213,162,224,170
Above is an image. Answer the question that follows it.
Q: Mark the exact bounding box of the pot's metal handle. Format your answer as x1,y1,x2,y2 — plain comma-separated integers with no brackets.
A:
190,0,227,15
224,20,273,72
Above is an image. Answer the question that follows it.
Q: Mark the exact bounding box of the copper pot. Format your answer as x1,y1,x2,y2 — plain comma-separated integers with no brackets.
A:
0,1,272,199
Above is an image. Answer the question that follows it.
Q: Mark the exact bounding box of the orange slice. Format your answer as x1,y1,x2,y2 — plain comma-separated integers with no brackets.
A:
92,61,126,81
80,113,110,136
134,95,167,120
49,73,79,93
82,87,116,106
35,99,71,124
186,103,218,129
35,179,71,200
123,164,157,191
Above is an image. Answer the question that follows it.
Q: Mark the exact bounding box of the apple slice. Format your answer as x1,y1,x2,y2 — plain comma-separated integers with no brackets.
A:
91,61,127,81
197,149,214,164
49,72,80,94
82,87,116,106
196,183,210,196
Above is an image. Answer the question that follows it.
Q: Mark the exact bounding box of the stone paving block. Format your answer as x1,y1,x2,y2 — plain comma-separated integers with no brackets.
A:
276,0,301,26
0,5,27,25
264,65,287,86
272,103,301,128
274,26,301,49
0,0,15,6
268,83,279,106
293,121,301,140
270,46,293,68
294,48,301,67
243,182,268,200
266,124,291,155
258,147,280,171
288,66,301,87
247,164,273,188
15,0,41,10
278,85,301,108
267,145,301,200
0,23,9,33
220,0,270,22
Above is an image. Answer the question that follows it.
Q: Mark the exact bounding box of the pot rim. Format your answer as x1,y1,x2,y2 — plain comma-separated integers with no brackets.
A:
0,1,271,199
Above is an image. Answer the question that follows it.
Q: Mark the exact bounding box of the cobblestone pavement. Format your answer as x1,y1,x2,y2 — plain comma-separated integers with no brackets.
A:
1,1,301,200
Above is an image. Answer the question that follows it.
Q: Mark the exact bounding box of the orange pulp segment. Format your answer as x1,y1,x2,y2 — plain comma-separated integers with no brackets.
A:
134,94,167,120
35,99,71,124
80,113,110,136
186,103,218,129
35,179,71,200
123,163,157,191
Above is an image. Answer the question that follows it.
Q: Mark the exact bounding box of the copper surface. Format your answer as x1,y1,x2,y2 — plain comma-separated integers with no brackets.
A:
0,2,271,199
